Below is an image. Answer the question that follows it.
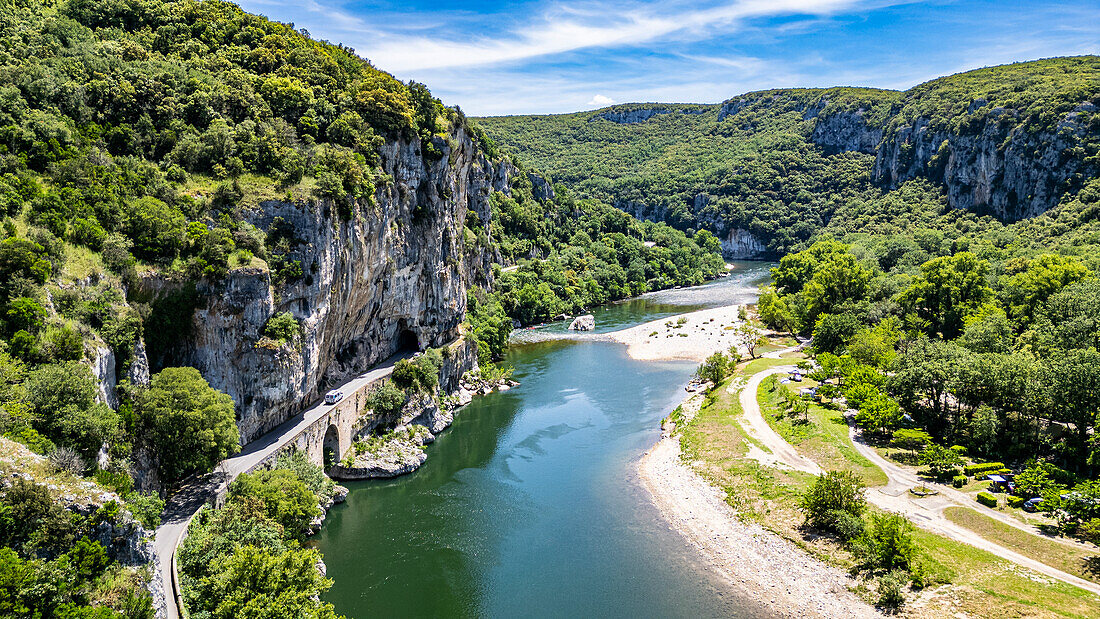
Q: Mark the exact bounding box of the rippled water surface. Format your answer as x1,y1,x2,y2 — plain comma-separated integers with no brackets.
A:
312,263,773,618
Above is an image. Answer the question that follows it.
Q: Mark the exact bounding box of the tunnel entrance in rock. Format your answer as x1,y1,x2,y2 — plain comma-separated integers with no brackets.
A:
323,424,341,469
398,329,419,352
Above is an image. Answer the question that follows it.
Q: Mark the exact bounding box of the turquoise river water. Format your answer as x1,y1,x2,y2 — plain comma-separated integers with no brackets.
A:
312,262,773,618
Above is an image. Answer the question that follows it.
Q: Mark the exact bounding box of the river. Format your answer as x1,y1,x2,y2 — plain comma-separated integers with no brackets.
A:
312,262,774,618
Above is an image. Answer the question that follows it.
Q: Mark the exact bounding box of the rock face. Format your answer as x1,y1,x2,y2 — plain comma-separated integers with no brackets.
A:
721,228,767,259
595,108,671,124
569,315,595,331
871,104,1100,221
91,346,118,409
139,126,510,443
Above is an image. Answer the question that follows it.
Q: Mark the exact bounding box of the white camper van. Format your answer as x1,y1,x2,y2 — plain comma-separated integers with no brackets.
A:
324,389,343,405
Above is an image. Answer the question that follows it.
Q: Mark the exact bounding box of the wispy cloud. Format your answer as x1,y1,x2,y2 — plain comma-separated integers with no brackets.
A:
356,0,868,72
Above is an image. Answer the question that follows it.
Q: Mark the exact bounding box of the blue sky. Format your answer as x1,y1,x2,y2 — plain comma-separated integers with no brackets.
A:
236,0,1100,116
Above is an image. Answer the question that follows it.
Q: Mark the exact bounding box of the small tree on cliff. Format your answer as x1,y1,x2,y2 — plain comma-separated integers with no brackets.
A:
135,367,239,483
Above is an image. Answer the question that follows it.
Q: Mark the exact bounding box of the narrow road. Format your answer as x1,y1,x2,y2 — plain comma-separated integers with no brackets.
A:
153,352,410,619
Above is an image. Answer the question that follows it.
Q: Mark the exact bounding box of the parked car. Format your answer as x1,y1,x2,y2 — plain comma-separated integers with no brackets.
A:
1023,497,1044,512
325,389,344,405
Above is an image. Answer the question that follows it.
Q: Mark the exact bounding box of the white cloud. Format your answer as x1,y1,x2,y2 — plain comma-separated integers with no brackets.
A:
587,94,616,106
351,0,870,72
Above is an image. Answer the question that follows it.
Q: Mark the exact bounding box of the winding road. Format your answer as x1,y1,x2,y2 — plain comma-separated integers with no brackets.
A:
729,352,1100,598
153,352,409,619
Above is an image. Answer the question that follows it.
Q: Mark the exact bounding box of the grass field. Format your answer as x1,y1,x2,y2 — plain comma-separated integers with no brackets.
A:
944,506,1100,584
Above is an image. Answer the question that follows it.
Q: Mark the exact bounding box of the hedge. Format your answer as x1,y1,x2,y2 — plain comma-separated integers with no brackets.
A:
964,462,1005,476
977,491,998,508
1007,496,1026,508
951,475,967,488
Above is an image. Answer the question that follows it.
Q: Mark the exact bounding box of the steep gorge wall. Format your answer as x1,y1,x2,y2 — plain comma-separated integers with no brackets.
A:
138,126,511,443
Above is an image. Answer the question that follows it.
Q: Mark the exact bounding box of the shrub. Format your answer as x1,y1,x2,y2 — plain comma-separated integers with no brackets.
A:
1007,496,1026,509
829,509,866,541
229,469,320,541
799,470,867,531
876,570,908,609
48,445,85,475
963,462,1005,476
263,311,299,344
853,513,917,574
123,492,165,529
951,475,967,488
976,491,998,508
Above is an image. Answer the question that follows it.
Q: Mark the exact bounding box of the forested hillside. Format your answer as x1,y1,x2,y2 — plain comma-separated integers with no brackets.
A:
477,57,1100,256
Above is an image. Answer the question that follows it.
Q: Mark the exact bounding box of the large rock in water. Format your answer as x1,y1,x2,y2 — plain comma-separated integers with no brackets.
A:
569,315,595,331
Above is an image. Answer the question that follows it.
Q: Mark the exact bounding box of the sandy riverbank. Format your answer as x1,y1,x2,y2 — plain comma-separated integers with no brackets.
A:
638,393,878,618
607,304,748,361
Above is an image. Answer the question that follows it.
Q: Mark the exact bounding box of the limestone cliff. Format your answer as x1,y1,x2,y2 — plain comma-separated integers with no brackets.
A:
871,103,1100,221
137,125,510,443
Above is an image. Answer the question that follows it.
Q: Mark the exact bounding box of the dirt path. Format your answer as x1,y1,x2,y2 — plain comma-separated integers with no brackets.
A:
731,365,823,475
845,424,1100,596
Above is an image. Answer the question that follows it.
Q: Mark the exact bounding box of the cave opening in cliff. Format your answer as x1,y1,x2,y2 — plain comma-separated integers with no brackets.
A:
398,329,420,352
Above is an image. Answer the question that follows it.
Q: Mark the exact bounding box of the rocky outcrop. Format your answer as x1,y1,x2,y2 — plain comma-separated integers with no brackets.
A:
808,106,883,155
873,104,1100,220
91,346,118,409
595,108,670,124
721,228,767,259
139,126,508,443
568,315,595,331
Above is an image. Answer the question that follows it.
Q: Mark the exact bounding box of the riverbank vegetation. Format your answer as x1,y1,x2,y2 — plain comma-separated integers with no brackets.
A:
178,450,341,619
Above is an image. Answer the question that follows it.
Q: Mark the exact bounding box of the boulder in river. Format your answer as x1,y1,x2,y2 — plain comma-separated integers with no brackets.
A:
568,314,595,331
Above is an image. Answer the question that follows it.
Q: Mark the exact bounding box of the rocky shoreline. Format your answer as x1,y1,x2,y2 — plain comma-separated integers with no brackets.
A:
329,371,518,481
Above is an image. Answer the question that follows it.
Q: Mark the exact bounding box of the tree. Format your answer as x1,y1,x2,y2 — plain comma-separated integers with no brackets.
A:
757,287,795,335
124,196,185,262
201,546,341,619
229,469,320,541
852,513,917,574
847,318,900,368
263,312,299,344
1002,254,1089,325
1014,460,1069,498
135,367,239,483
732,323,766,359
891,429,932,453
799,470,867,531
899,252,991,338
695,351,731,386
1039,348,1100,467
812,312,863,355
959,307,1013,354
855,393,902,437
365,381,405,418
918,443,963,479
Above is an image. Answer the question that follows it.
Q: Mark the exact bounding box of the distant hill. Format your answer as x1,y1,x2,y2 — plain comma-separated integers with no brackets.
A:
476,57,1100,256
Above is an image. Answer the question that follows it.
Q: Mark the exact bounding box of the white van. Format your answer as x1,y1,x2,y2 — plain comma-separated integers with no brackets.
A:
324,390,343,405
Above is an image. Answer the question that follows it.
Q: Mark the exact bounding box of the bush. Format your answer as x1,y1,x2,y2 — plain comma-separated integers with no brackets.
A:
976,491,998,508
963,462,1005,476
876,570,908,609
229,469,320,541
123,491,165,529
1007,496,1026,509
829,509,866,541
262,311,299,344
47,445,86,475
853,512,917,574
366,381,406,418
951,475,967,488
799,470,867,531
